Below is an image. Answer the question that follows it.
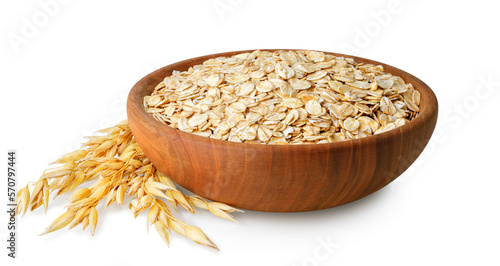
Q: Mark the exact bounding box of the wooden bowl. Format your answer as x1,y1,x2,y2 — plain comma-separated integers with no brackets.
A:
127,50,438,212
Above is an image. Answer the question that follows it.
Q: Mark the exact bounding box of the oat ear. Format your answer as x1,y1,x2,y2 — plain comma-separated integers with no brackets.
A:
20,108,246,249
40,210,76,235
146,205,159,233
208,205,239,224
43,187,50,214
154,221,170,247
184,225,219,251
15,185,30,217
89,207,98,236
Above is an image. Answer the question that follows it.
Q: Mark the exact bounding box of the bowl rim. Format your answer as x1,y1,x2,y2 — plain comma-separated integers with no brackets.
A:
127,49,438,151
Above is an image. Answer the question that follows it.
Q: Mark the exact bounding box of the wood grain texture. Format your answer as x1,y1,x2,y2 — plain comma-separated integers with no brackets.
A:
127,50,438,212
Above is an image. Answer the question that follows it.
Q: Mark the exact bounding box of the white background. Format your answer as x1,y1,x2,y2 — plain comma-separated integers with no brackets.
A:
1,0,499,265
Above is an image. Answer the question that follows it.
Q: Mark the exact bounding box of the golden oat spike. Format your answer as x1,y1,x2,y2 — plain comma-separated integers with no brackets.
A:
146,205,159,232
69,207,90,229
43,187,49,214
144,183,171,201
157,211,170,230
207,205,239,224
184,225,219,251
41,210,76,235
67,171,85,193
154,199,173,217
187,196,243,223
69,188,91,203
171,190,194,213
168,218,187,237
15,185,30,217
154,221,170,247
147,180,170,191
105,188,116,208
208,202,244,213
81,217,89,231
89,207,98,236
30,180,45,204
187,195,209,210
116,185,126,206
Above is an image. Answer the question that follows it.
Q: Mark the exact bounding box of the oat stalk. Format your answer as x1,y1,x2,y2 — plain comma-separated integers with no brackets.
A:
16,120,242,250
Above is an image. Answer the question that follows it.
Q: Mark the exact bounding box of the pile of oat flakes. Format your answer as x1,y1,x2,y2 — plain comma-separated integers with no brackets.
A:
144,50,421,144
